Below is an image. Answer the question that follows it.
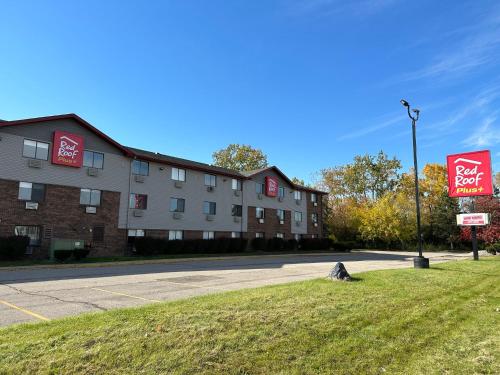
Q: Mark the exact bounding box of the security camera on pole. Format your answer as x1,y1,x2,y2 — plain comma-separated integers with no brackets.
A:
400,99,429,269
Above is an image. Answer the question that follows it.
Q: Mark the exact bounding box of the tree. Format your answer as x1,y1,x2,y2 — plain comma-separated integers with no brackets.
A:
291,177,305,186
212,144,268,172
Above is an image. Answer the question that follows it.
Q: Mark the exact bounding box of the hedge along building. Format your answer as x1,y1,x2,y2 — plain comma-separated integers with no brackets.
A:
0,114,327,258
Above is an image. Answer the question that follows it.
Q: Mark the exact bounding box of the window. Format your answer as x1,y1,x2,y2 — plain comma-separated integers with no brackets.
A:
129,193,148,209
18,182,45,202
92,226,105,241
83,150,104,169
170,198,185,212
80,189,101,206
294,234,302,241
203,231,215,240
276,233,284,239
311,193,317,203
294,190,302,200
171,167,186,181
14,226,41,246
294,211,303,222
204,174,216,187
256,182,264,194
256,207,265,219
128,229,145,237
132,160,149,176
232,204,242,217
169,230,183,240
203,201,216,215
23,139,49,160
278,186,285,198
255,232,265,238
312,213,318,223
277,209,285,221
232,179,242,190
231,232,241,238
311,234,317,239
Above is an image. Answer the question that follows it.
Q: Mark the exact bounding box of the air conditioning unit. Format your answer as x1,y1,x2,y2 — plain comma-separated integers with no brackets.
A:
174,181,183,188
85,206,97,214
133,209,144,217
279,220,284,225
295,199,301,205
206,214,215,221
207,186,214,192
25,202,38,210
234,190,241,197
134,175,145,183
257,193,263,200
314,223,318,227
258,218,265,224
173,212,183,220
313,202,318,207
27,159,42,168
233,216,241,223
295,221,301,227
87,168,99,177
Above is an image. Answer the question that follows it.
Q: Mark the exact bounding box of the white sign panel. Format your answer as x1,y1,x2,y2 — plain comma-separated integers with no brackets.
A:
456,213,490,226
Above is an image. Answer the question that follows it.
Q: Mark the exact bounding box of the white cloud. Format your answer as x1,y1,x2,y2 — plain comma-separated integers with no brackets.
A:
462,116,500,148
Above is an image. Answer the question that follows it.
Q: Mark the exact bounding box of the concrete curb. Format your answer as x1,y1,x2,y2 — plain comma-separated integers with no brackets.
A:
0,251,350,272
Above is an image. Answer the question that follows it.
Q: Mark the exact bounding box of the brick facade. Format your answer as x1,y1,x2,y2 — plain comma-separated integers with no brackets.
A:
306,192,323,238
246,206,292,239
0,178,126,258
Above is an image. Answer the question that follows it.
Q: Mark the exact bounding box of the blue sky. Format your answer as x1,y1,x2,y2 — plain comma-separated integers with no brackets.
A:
1,0,499,183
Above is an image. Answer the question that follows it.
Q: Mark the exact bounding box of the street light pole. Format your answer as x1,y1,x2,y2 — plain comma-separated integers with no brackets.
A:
401,99,429,268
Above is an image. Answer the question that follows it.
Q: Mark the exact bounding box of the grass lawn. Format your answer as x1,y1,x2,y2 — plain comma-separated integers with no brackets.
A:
0,258,498,374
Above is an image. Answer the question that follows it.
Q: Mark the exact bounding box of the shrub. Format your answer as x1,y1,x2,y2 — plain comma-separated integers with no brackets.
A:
0,236,30,260
54,250,73,262
73,249,90,260
332,241,355,252
286,239,298,250
251,238,267,251
485,242,500,255
267,238,285,251
134,237,167,255
299,238,332,251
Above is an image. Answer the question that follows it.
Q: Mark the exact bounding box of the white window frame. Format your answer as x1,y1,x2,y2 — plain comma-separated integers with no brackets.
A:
80,188,101,207
231,232,241,238
83,150,104,169
203,201,216,215
169,230,183,240
276,233,284,239
170,197,185,212
294,211,303,222
132,160,149,176
128,229,145,237
311,193,317,203
203,231,215,240
255,232,265,238
171,167,186,181
256,182,264,194
204,174,217,187
278,186,285,198
23,139,49,160
232,179,242,190
277,209,285,221
256,207,265,219
294,190,302,200
18,182,45,202
311,213,318,223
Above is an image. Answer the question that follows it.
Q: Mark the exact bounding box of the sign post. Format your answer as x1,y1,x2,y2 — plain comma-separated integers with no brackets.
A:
447,150,493,260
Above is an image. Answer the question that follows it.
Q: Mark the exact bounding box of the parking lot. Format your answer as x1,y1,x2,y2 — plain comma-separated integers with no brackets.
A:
0,250,469,327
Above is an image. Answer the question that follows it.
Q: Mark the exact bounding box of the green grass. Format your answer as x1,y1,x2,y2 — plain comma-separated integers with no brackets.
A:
1,258,499,374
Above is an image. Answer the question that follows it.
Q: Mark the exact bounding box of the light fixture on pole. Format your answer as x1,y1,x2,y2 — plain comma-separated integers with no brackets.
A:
401,99,429,269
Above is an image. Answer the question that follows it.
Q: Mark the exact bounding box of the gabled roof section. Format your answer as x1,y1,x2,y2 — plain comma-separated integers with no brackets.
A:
127,147,246,179
0,114,133,156
241,166,327,194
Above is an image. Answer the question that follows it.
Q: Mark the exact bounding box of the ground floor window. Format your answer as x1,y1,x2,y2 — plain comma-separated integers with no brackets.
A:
169,230,183,240
255,232,265,238
294,234,302,241
127,229,145,244
14,225,41,247
231,232,241,238
311,234,317,239
276,233,284,239
203,231,215,240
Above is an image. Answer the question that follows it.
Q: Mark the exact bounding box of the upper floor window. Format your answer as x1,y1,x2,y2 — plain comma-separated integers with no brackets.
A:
170,198,185,212
23,139,49,160
232,179,242,190
311,193,317,203
80,188,101,206
130,193,148,209
232,204,242,217
294,190,302,200
83,150,104,169
256,182,264,194
256,207,265,219
312,213,318,223
277,209,285,221
203,201,216,215
278,186,285,198
172,167,186,181
169,230,183,240
294,211,303,222
204,174,217,187
203,231,215,240
132,160,149,176
18,182,45,202
14,226,41,247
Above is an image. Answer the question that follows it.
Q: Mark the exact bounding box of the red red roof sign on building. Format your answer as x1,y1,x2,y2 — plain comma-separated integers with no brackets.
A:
447,150,493,197
52,131,84,167
265,176,279,197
